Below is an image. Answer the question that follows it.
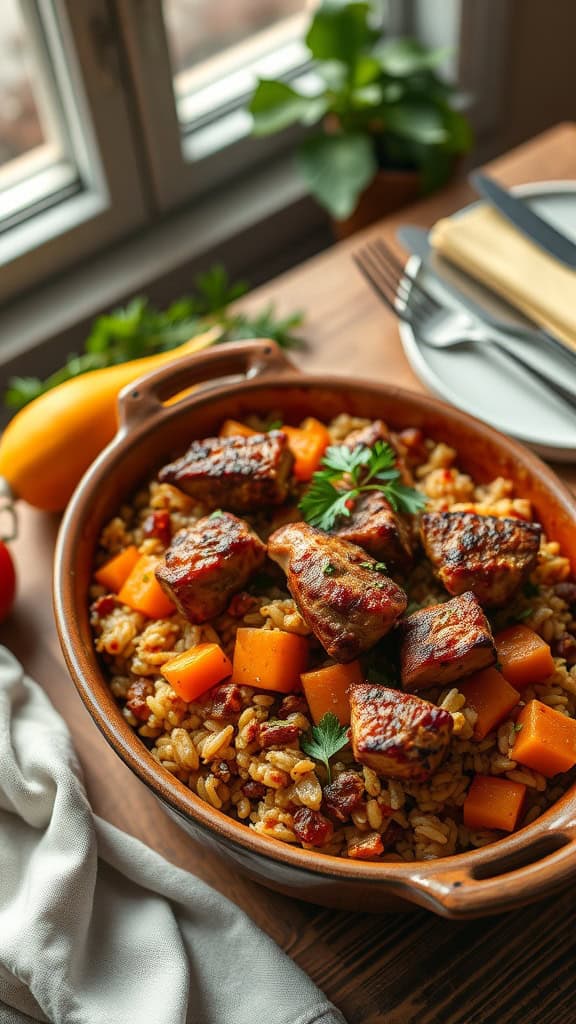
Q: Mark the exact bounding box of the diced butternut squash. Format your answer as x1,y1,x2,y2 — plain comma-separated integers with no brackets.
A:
512,699,576,777
495,625,555,688
232,628,309,693
459,667,520,740
161,643,232,702
282,418,331,481
301,661,363,726
118,555,176,619
219,419,256,438
463,775,526,833
95,545,140,593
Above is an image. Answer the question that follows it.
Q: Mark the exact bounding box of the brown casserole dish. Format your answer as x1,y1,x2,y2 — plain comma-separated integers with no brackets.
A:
54,340,576,917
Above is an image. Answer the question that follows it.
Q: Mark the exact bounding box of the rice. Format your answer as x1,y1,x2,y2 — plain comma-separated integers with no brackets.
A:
90,418,576,862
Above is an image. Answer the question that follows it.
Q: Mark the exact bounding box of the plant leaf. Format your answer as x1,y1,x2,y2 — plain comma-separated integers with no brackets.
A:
375,38,449,77
297,132,377,219
250,79,327,136
384,102,448,144
305,2,378,69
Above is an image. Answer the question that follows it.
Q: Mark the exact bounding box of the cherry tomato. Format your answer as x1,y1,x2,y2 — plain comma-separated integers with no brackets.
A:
0,541,16,621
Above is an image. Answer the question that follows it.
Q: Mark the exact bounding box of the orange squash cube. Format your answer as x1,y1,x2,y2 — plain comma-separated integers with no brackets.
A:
118,555,176,619
301,660,363,725
512,699,576,777
459,667,520,740
232,628,308,693
495,625,555,688
161,643,232,702
95,545,140,593
463,775,526,833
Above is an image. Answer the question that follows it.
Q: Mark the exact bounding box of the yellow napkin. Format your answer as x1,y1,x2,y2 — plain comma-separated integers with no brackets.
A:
430,204,576,352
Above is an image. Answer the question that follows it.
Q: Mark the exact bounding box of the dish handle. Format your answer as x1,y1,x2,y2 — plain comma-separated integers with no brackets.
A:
405,818,576,917
117,338,298,435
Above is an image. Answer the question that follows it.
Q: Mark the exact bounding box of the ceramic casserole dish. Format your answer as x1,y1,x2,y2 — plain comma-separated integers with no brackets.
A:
54,340,576,918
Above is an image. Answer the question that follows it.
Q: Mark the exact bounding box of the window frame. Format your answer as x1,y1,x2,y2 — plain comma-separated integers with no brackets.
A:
0,0,148,304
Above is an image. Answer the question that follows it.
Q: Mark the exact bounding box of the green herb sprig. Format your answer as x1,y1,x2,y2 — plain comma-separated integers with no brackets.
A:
298,440,426,531
5,265,305,410
300,712,349,783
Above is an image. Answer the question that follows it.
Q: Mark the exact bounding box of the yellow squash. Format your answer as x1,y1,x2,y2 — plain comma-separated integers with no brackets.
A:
0,326,220,511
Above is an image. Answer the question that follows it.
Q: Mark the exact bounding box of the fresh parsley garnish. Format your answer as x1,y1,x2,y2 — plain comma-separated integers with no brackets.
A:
300,712,349,783
514,607,534,622
322,561,337,576
298,440,426,530
514,722,524,733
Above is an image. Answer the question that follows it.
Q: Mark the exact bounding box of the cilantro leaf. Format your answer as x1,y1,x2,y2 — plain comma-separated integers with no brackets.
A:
321,443,372,480
298,477,355,531
383,480,427,515
299,440,427,530
300,712,349,783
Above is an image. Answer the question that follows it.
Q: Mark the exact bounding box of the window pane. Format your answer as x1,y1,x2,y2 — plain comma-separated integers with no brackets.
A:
0,0,78,226
163,0,316,129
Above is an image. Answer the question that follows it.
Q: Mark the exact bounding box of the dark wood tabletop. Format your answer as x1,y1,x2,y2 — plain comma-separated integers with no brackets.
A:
2,123,575,1024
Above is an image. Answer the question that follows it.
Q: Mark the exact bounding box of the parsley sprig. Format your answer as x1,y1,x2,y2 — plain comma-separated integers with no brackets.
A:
300,712,349,783
298,440,427,531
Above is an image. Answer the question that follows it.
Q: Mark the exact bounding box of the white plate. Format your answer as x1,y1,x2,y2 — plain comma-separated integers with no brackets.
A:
399,181,576,461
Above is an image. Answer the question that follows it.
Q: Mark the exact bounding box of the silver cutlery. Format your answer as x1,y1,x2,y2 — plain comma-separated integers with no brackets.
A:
397,224,576,367
353,238,576,411
470,172,576,270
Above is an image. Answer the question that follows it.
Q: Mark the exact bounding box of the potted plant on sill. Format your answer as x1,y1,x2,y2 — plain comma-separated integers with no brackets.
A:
248,1,472,238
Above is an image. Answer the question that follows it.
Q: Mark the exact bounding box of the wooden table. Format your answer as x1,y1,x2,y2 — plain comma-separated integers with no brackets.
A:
2,124,575,1024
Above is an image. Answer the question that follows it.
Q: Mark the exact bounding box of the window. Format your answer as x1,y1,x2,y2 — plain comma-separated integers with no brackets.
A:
0,1,408,306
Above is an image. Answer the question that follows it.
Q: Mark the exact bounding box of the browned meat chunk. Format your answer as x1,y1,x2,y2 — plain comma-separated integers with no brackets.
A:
344,419,413,484
158,431,293,512
332,490,413,572
420,512,541,607
400,591,496,691
268,522,407,662
350,683,453,781
155,512,266,623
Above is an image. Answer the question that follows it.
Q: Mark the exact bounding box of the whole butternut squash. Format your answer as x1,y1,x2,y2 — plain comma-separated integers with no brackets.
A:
0,326,220,511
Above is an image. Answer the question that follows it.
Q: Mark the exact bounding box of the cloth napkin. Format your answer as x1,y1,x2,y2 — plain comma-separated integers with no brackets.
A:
430,202,576,352
0,646,346,1024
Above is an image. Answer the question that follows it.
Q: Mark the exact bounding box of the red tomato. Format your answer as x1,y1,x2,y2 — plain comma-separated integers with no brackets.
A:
0,542,16,621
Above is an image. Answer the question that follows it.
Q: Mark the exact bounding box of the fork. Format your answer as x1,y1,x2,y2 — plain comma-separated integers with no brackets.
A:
353,238,576,410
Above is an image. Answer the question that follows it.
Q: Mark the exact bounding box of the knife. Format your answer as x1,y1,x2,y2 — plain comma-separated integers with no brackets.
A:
470,172,576,270
397,224,576,365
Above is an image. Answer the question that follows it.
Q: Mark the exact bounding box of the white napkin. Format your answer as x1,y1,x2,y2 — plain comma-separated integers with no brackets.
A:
0,647,346,1024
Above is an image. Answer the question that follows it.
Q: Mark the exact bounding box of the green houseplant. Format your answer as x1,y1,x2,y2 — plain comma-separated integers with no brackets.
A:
248,1,472,233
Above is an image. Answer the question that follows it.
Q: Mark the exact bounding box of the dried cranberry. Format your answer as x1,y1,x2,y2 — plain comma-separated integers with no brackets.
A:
244,720,260,745
91,594,116,617
259,723,299,748
211,684,243,720
242,780,266,800
276,694,308,720
293,807,334,847
553,633,576,666
323,772,364,822
126,679,153,721
143,510,172,547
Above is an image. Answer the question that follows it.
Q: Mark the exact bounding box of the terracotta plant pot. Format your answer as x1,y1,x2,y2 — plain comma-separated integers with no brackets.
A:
54,340,576,918
333,168,421,240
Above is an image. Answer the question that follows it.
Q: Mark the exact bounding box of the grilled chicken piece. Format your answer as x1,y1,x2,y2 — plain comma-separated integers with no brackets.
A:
350,683,453,781
155,512,266,623
268,522,407,662
420,512,541,607
344,419,413,485
158,431,294,512
400,591,496,691
332,491,414,572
